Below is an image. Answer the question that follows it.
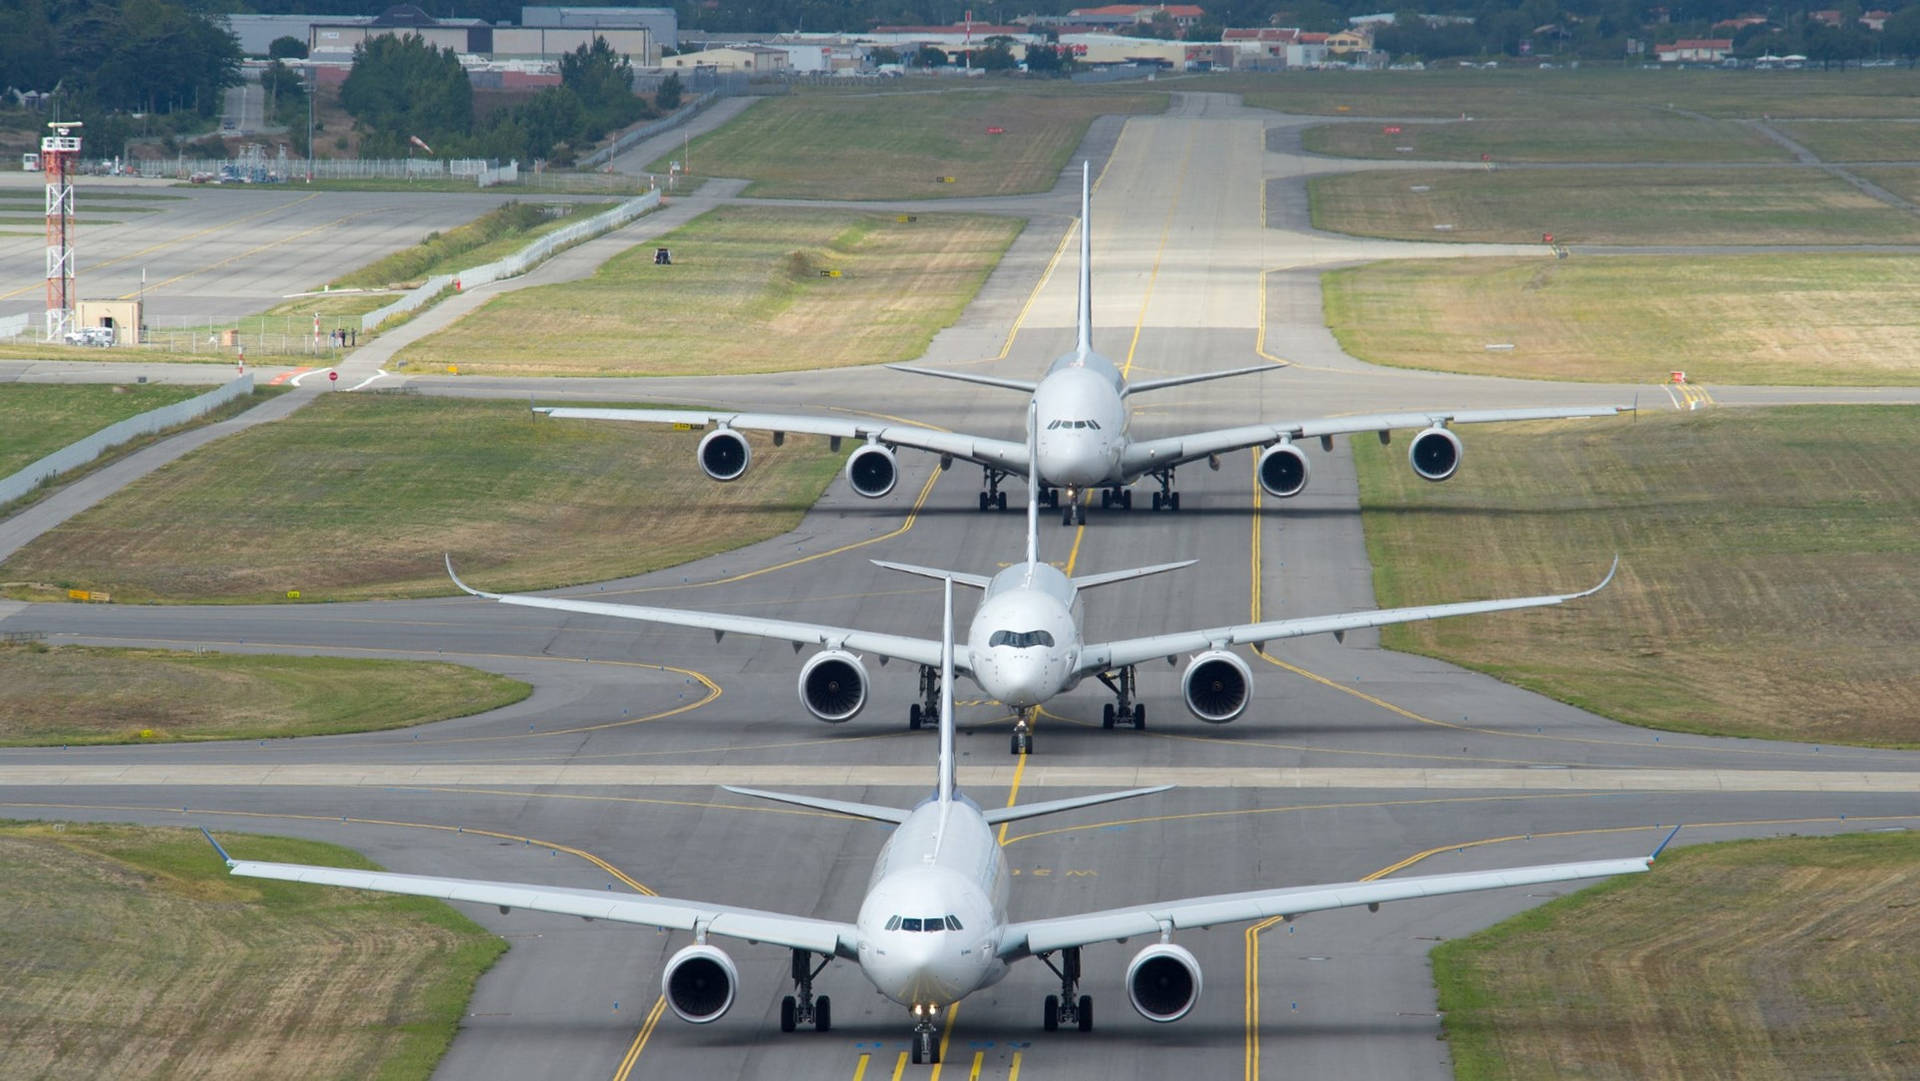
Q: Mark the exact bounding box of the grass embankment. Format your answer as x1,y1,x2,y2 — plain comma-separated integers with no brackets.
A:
1435,832,1920,1081
1300,114,1784,163
1354,407,1920,747
0,384,206,476
656,85,1165,199
0,823,505,1081
1308,166,1920,245
0,641,529,745
329,200,617,290
1322,254,1920,385
0,393,842,603
399,206,1023,377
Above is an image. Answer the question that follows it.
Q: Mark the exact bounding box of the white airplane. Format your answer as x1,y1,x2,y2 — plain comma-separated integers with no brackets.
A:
447,405,1616,755
532,162,1628,526
205,578,1675,1065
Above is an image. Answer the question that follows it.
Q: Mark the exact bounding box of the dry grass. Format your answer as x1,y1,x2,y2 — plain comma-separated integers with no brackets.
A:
398,206,1024,377
1767,120,1920,162
1308,166,1920,245
658,85,1165,199
0,642,529,745
0,393,843,603
1321,254,1920,386
0,384,205,476
1435,831,1920,1081
1354,407,1920,747
0,823,505,1081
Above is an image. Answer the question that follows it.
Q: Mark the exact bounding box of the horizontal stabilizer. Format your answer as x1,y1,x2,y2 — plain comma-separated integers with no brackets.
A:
871,559,992,589
981,785,1171,825
1126,364,1280,395
1071,560,1195,590
723,786,911,824
887,364,1039,394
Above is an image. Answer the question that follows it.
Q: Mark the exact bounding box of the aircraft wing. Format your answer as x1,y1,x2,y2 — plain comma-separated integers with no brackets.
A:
1080,559,1614,673
206,831,858,958
1120,405,1629,476
1000,851,1656,959
538,407,1030,476
448,558,958,672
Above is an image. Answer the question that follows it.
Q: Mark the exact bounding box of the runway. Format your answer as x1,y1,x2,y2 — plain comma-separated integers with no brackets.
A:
3,92,1918,1081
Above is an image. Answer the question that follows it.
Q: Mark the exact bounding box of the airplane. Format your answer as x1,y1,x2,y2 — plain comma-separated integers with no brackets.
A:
447,403,1617,756
530,161,1629,526
205,577,1676,1065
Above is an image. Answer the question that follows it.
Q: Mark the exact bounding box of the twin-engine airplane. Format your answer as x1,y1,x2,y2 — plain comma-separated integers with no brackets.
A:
532,162,1629,525
448,404,1615,756
207,578,1674,1065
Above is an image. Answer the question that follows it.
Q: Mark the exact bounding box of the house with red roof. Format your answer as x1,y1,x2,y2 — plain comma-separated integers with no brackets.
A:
1654,37,1732,61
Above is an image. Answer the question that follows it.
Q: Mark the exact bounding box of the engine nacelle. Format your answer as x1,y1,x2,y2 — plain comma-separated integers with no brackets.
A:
697,428,752,482
799,649,868,722
1127,943,1202,1023
1408,426,1462,482
844,444,899,499
662,943,737,1024
1256,442,1310,499
1182,650,1251,723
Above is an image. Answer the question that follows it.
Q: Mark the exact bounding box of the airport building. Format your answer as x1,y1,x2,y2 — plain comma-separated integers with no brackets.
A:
225,5,668,65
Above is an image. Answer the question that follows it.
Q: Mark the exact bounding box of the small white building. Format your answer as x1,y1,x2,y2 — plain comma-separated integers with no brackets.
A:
661,46,791,73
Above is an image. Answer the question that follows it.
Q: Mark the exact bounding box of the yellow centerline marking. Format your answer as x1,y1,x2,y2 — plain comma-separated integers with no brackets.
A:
1119,128,1195,380
891,1051,910,1080
928,1002,962,1078
852,1051,871,1081
609,996,667,1081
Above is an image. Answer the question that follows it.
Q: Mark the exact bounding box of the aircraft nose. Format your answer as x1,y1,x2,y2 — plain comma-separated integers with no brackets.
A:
1037,433,1103,486
983,652,1051,707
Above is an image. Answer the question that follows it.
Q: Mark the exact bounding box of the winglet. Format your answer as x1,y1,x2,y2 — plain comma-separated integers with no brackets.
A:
1572,555,1620,600
1075,160,1092,357
445,554,498,600
1649,823,1682,861
201,827,235,867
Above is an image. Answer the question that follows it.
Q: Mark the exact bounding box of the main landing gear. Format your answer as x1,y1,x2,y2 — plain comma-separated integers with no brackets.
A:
909,1004,941,1064
978,469,1010,512
909,665,942,730
1039,946,1093,1033
1009,707,1034,756
779,949,832,1034
1148,470,1182,512
1097,486,1133,511
1096,666,1146,730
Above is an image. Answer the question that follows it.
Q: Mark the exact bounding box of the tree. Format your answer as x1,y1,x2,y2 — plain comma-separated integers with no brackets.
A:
656,71,683,111
341,33,471,155
1885,4,1920,66
1024,42,1065,73
975,35,1019,69
268,35,307,60
915,44,948,67
1187,19,1224,42
560,35,642,139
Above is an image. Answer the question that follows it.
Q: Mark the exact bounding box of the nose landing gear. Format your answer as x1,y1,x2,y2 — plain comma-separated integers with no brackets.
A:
1060,489,1084,526
1039,947,1092,1033
909,1004,942,1064
780,949,832,1033
1010,707,1034,755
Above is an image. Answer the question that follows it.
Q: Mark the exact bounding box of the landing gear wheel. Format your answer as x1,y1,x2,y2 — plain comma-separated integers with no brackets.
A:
912,1027,939,1064
1100,489,1112,509
1010,731,1032,755
908,704,923,731
814,995,831,1033
1169,492,1181,512
996,490,1008,511
781,996,797,1033
978,492,990,511
1062,507,1074,527
1122,489,1133,509
1043,994,1060,1032
1046,488,1060,509
1102,703,1115,730
1040,947,1084,1032
1077,995,1093,1033
786,948,829,1034
1151,491,1163,511
1134,704,1147,729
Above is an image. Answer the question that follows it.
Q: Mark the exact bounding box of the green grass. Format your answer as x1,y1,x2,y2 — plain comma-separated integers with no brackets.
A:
0,392,843,603
0,383,206,476
0,641,530,745
1768,120,1920,161
1354,406,1920,747
1299,115,1787,162
1852,166,1920,203
1321,253,1920,385
1308,166,1920,245
656,84,1166,199
329,201,618,290
398,205,1024,377
0,822,506,1081
1434,832,1920,1081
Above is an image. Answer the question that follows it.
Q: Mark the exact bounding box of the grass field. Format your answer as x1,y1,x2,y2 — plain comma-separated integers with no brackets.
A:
1298,115,1786,162
0,384,206,476
1307,165,1920,245
0,823,505,1081
1353,406,1920,747
330,201,618,290
398,206,1024,377
0,642,530,745
0,393,843,603
1853,166,1920,203
1321,254,1920,385
1212,68,1920,120
1434,831,1920,1081
1768,119,1920,161
657,85,1165,198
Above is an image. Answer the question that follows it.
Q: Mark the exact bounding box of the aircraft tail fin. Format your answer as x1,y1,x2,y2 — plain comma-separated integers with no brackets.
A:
937,575,957,807
1075,160,1092,357
1025,400,1040,569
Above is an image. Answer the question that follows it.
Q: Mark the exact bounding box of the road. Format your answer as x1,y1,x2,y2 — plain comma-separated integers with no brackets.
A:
2,91,1917,1081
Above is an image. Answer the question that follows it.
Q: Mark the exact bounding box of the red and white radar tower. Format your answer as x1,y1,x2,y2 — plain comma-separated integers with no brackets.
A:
42,120,82,342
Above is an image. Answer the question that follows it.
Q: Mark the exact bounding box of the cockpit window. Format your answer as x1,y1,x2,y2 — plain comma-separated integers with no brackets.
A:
946,915,964,931
889,914,962,932
988,629,1055,649
900,917,922,932
885,915,901,931
922,914,944,930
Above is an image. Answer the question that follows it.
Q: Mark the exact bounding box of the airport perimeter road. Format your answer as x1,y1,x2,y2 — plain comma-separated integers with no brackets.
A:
3,93,1919,1081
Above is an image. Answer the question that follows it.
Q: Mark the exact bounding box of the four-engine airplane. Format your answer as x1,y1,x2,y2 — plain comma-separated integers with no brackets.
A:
448,404,1616,756
533,162,1629,525
207,577,1673,1065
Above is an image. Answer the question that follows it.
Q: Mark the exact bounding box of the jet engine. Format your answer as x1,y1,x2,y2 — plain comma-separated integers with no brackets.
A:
844,444,899,499
662,943,738,1024
1126,943,1202,1023
1408,426,1462,482
1256,442,1310,499
1182,650,1251,723
799,649,869,722
697,428,752,482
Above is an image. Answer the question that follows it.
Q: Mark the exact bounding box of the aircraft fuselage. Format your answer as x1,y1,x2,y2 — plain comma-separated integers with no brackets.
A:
855,795,1012,1009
